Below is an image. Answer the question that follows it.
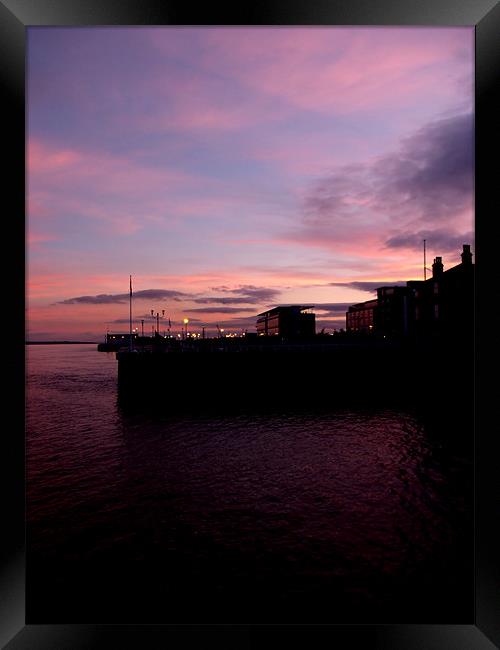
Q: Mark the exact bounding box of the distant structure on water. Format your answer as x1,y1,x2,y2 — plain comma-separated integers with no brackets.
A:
256,305,316,338
346,244,474,343
97,332,139,351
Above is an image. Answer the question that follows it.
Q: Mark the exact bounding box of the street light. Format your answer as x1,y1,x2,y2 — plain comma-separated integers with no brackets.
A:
151,309,165,337
183,318,189,339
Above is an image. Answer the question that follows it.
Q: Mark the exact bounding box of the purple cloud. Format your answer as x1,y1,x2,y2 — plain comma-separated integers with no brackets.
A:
386,228,474,253
193,297,263,305
57,288,188,305
185,307,256,314
55,285,283,310
57,293,130,305
297,112,473,251
208,285,282,303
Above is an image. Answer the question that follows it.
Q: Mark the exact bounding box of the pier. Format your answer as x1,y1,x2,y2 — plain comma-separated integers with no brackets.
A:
115,337,473,420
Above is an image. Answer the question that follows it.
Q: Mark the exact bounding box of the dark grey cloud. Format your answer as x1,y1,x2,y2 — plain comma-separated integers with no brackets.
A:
376,112,474,222
303,164,367,224
209,285,281,303
56,285,282,309
57,293,130,305
386,228,474,253
329,281,406,293
193,297,258,305
299,112,473,247
185,307,256,314
131,289,187,301
57,288,188,305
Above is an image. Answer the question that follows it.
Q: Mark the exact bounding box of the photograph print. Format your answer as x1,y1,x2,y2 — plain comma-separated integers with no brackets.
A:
26,26,474,624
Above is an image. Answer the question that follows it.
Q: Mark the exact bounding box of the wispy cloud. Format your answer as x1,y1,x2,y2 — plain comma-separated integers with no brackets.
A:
28,138,196,235
173,28,471,117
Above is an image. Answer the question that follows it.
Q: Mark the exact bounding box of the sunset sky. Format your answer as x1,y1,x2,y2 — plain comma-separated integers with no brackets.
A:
27,27,474,340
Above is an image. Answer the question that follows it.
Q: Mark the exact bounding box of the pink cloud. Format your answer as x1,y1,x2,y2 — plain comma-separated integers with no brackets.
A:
28,138,188,190
28,140,83,173
27,232,58,247
194,28,472,116
144,28,470,135
27,138,203,234
26,27,473,340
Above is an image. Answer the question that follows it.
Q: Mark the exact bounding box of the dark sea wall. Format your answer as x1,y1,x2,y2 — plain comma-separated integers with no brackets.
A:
117,342,473,425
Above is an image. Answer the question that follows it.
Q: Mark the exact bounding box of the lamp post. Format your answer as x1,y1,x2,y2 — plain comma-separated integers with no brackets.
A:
183,318,189,340
151,309,165,337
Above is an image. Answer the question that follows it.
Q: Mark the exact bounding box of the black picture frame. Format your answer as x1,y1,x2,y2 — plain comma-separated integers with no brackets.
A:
2,0,499,648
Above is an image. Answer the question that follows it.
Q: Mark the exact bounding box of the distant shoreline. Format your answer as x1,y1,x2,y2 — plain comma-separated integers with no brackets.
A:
26,341,98,345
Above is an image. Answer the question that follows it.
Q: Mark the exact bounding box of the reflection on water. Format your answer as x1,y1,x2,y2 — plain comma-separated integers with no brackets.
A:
26,344,473,623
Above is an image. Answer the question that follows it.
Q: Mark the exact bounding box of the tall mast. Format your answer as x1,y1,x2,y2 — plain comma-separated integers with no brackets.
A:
423,239,426,281
129,275,133,351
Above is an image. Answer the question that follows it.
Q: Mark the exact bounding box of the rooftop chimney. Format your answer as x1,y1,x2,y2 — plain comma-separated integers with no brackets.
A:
461,244,473,265
432,256,444,278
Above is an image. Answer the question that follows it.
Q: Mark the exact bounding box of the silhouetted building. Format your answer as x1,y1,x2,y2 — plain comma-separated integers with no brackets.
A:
346,299,377,333
97,332,140,351
256,306,315,337
408,244,474,343
345,245,474,343
106,332,139,345
374,286,413,339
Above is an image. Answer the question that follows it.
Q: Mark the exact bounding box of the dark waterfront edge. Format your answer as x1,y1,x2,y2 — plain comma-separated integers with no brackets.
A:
5,2,499,650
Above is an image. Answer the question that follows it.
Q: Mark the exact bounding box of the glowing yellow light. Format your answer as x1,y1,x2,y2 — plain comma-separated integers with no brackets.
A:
183,318,189,324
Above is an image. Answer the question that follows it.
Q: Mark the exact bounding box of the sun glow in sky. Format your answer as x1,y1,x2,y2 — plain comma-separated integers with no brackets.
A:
27,26,474,340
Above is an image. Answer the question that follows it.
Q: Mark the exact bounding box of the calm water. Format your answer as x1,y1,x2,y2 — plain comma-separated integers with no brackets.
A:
26,344,473,623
